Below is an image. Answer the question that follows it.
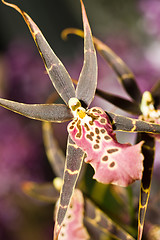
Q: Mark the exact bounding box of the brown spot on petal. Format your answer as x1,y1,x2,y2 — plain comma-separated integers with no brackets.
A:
93,144,99,149
96,139,99,143
102,156,108,161
86,134,93,141
67,215,71,219
109,162,115,168
92,108,102,114
84,123,90,131
104,135,111,140
77,119,81,125
76,132,81,138
97,136,101,140
90,132,94,136
107,148,118,154
100,118,106,124
95,127,99,134
100,129,105,134
89,121,94,125
76,120,82,138
69,126,74,130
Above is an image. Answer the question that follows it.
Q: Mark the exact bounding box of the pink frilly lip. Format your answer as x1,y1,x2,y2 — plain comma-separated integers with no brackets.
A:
68,107,144,187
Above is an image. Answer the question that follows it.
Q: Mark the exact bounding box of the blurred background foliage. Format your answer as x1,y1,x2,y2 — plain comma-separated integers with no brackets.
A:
0,0,160,239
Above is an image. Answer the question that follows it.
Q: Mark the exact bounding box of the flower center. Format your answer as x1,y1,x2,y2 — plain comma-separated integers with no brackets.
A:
68,97,86,119
140,91,160,119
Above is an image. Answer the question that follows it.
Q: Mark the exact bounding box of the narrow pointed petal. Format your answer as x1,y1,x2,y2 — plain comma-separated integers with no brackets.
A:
137,133,155,240
42,122,65,178
54,136,84,239
84,199,135,240
55,189,89,240
2,0,75,104
62,28,142,103
0,98,73,122
92,37,142,103
76,1,97,107
22,181,59,203
68,107,144,187
96,88,141,115
108,112,160,134
42,112,86,183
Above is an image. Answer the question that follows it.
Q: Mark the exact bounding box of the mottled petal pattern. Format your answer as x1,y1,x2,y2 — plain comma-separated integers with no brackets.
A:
54,136,84,239
55,189,89,240
68,106,144,187
76,0,97,107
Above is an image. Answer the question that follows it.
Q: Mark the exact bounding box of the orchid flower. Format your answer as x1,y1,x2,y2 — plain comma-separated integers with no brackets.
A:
61,27,160,240
2,1,160,239
22,114,135,240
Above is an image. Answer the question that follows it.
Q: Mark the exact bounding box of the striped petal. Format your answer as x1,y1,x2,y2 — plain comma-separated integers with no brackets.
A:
96,88,141,115
0,98,73,122
2,0,75,104
76,0,97,107
108,112,160,134
55,189,89,240
84,198,135,240
62,28,142,103
137,133,155,240
54,136,85,239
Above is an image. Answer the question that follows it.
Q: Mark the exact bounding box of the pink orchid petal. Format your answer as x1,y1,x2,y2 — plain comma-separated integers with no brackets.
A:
68,107,144,187
55,189,89,240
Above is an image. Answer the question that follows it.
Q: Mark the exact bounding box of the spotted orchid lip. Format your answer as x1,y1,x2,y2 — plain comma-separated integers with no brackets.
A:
68,106,144,187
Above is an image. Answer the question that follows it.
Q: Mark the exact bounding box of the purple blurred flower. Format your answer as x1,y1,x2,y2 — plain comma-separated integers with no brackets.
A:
0,39,54,239
139,0,160,36
5,38,52,103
